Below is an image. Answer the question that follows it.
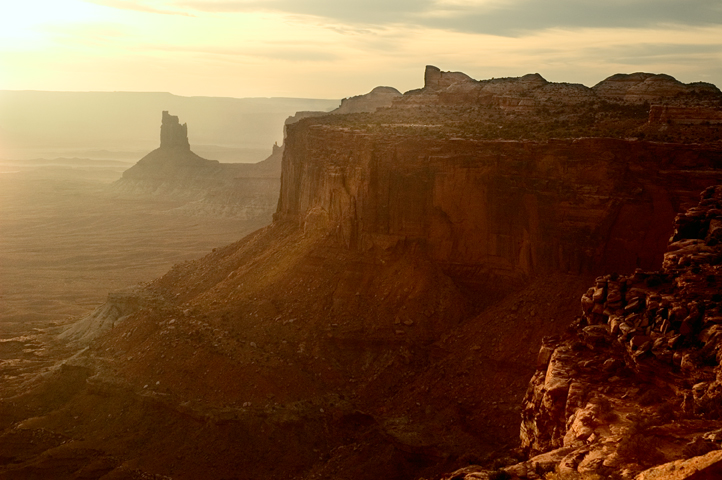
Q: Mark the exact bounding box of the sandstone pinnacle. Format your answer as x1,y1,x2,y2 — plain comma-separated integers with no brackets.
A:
160,110,190,149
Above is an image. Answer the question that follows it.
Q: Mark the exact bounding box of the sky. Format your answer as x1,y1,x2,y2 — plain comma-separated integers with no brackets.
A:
1,0,721,99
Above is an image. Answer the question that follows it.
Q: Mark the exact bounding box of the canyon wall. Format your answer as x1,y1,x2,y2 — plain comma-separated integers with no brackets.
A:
277,124,722,287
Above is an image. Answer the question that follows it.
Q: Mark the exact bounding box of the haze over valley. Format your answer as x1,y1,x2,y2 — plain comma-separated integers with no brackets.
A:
0,92,339,162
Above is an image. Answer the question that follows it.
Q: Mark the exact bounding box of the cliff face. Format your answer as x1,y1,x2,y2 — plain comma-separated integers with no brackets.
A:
274,66,721,286
277,125,722,286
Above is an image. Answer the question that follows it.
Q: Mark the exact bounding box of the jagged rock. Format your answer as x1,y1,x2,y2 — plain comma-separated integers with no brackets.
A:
513,186,722,479
635,450,722,479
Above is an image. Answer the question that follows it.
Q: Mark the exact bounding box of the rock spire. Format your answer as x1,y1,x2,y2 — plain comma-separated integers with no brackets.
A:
160,111,190,149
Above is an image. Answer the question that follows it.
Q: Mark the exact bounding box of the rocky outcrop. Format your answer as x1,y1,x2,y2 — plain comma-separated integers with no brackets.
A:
112,112,281,219
594,73,721,104
440,186,722,480
58,288,154,345
282,86,399,127
400,66,722,117
333,86,402,114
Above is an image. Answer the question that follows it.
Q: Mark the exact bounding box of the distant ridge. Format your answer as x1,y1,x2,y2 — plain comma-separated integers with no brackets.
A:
0,91,339,162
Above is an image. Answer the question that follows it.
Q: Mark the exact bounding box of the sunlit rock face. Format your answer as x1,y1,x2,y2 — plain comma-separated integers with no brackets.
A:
503,185,722,479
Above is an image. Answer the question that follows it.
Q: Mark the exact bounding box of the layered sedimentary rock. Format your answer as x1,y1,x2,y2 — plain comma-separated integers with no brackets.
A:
277,125,722,288
113,112,281,219
649,105,722,125
409,68,721,109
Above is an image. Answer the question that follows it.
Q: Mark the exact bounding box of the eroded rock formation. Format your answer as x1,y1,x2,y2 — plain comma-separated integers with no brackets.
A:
113,112,281,219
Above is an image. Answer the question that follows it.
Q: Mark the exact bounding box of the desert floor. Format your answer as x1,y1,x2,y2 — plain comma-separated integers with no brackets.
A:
0,161,268,337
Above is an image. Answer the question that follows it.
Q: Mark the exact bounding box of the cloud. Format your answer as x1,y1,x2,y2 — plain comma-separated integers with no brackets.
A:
85,0,195,16
175,0,722,35
179,0,433,23
140,43,342,62
424,0,722,36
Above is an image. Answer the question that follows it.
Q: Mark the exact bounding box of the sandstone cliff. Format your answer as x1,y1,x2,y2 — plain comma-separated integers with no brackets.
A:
277,128,722,288
112,111,281,219
2,67,721,480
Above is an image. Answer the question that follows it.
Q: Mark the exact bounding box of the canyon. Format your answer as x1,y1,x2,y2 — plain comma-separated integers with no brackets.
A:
0,66,721,480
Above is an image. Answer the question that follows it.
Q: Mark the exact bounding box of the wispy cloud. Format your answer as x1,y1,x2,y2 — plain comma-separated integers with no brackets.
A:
85,0,195,16
175,0,722,35
138,42,342,62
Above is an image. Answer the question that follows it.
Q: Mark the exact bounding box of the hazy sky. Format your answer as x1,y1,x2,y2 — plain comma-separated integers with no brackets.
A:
2,0,721,98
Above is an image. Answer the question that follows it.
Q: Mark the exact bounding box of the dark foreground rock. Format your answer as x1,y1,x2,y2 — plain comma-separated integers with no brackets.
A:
446,186,722,479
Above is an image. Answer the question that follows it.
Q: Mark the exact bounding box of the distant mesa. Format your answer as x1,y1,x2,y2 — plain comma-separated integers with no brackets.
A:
112,111,281,219
286,86,402,121
593,72,721,102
